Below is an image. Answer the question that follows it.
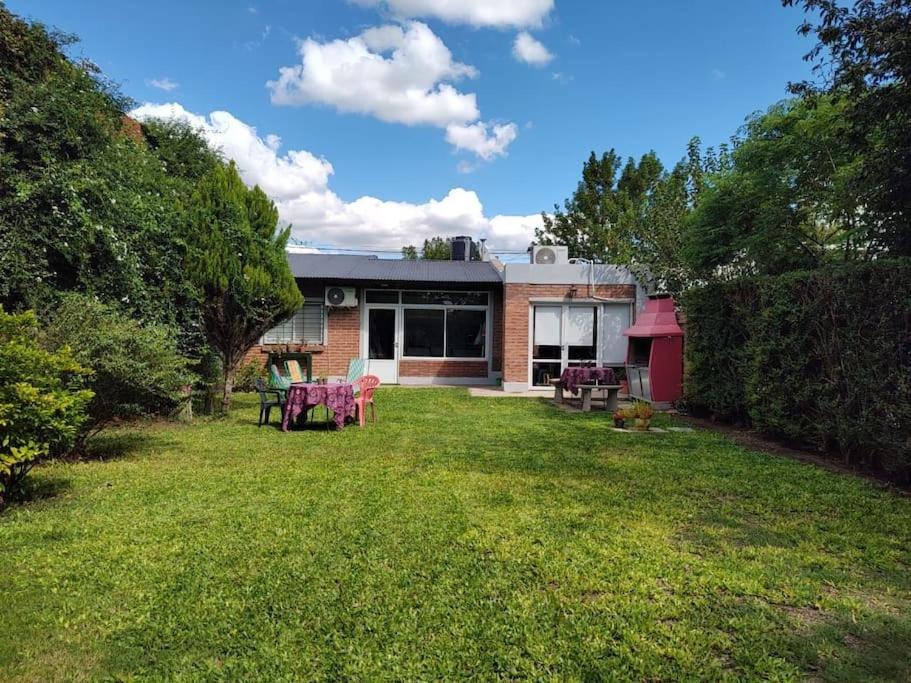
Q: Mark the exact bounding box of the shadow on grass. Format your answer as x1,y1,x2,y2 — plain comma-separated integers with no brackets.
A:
792,610,911,681
84,430,180,461
6,474,72,508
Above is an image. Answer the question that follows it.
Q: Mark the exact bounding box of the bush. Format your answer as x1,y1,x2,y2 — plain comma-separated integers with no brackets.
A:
235,359,267,392
0,308,92,504
42,294,193,444
683,260,911,480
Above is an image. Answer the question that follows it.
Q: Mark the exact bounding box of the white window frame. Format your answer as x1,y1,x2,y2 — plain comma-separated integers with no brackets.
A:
362,289,491,363
261,302,326,345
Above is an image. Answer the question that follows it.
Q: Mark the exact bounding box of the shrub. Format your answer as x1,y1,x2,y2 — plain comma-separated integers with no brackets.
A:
42,294,193,445
0,308,92,504
235,359,267,392
683,260,911,480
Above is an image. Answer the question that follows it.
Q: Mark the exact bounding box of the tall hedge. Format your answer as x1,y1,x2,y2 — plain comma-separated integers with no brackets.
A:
683,260,911,480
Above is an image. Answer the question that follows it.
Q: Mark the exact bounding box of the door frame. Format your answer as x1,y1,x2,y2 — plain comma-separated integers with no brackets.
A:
529,303,599,388
362,304,400,384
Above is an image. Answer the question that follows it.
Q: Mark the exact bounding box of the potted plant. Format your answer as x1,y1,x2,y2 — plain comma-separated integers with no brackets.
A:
612,410,626,429
631,400,654,431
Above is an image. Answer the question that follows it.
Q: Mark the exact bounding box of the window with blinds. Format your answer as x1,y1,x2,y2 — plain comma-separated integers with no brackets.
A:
262,303,324,344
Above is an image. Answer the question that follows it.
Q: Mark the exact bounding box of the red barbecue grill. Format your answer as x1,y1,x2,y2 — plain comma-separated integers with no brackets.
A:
623,295,684,409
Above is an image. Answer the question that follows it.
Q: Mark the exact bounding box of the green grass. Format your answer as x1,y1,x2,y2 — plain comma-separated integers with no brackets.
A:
2,389,910,681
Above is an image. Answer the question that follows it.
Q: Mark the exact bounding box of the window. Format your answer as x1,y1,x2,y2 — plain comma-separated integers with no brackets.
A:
401,291,487,306
403,309,445,357
365,290,399,304
262,303,324,344
446,309,486,357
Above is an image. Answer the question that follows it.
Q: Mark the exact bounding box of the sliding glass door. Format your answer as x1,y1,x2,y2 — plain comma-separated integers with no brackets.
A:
531,304,598,387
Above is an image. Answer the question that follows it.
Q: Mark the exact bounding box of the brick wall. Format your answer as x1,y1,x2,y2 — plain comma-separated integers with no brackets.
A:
399,360,488,377
502,283,636,384
243,306,359,376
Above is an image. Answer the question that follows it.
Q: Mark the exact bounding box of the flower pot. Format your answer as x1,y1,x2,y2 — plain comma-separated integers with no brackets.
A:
613,418,625,429
633,418,651,431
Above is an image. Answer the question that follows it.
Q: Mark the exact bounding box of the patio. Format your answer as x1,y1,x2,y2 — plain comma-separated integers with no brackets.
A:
2,388,909,680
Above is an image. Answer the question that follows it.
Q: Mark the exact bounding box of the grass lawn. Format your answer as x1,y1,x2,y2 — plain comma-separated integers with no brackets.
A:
2,389,910,681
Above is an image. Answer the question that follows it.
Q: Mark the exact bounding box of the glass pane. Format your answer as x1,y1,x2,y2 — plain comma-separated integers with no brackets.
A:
368,309,396,360
532,362,562,387
402,291,487,306
403,309,444,357
446,309,485,357
600,303,630,364
567,307,597,361
301,304,324,343
565,307,595,345
533,306,561,346
366,290,399,304
532,345,561,360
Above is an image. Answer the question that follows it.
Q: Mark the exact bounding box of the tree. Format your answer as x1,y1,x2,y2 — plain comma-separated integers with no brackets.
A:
0,308,92,506
536,147,711,295
401,245,418,260
42,294,192,446
421,237,452,260
684,97,870,279
784,0,911,255
536,150,637,263
186,162,302,412
0,7,208,358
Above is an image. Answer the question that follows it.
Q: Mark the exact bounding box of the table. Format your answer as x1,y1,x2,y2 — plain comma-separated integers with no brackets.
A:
577,384,622,412
281,382,356,431
558,367,617,395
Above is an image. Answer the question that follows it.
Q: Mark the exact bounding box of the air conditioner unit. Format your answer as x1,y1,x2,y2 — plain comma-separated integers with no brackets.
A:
531,245,569,265
325,286,357,307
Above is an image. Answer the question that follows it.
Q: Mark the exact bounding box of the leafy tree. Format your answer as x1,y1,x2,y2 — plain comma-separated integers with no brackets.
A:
0,308,92,505
42,294,192,446
536,150,637,263
421,237,453,260
0,7,207,357
537,147,715,295
186,162,302,411
684,97,869,279
784,0,911,255
401,245,418,260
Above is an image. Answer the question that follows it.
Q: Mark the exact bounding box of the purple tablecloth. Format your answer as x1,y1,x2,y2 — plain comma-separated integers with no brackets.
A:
560,367,617,395
282,383,356,430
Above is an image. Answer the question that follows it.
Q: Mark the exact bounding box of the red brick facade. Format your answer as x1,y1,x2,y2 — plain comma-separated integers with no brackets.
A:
399,360,488,377
502,283,636,385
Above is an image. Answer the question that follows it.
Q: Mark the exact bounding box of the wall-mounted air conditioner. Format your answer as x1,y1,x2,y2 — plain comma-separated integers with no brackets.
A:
325,286,357,307
530,245,569,265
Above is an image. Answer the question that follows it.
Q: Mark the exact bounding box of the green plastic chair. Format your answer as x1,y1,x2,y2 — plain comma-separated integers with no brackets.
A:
269,364,291,400
346,358,368,384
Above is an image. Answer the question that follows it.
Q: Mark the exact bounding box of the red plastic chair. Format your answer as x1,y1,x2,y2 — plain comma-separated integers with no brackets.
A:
355,375,381,427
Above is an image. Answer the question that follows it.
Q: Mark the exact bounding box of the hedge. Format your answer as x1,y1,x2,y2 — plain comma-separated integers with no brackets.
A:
682,260,911,480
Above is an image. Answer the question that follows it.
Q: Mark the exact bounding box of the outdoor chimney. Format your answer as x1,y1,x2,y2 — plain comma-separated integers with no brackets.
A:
451,235,473,261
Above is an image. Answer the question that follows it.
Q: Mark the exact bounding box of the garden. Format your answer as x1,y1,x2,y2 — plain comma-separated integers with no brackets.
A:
2,389,910,680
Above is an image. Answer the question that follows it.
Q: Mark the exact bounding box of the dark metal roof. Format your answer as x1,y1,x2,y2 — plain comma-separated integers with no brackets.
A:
287,253,503,284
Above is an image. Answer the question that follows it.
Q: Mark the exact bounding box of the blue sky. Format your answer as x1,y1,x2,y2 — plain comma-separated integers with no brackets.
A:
10,1,815,253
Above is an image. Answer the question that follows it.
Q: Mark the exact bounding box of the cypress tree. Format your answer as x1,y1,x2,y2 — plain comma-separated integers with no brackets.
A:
186,161,302,411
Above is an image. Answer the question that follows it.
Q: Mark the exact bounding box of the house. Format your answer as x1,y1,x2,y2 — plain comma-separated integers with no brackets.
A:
248,241,644,392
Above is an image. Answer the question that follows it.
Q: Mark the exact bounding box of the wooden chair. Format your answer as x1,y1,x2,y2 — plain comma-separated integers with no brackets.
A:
255,378,285,427
355,374,381,427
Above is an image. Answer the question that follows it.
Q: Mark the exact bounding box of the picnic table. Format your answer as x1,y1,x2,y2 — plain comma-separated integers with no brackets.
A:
281,382,356,431
553,367,621,413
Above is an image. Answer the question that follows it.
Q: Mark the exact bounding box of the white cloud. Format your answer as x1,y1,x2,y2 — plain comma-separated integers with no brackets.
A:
351,0,553,28
146,77,178,91
129,102,540,251
269,22,477,127
268,21,516,161
711,68,726,81
512,32,553,66
445,121,518,160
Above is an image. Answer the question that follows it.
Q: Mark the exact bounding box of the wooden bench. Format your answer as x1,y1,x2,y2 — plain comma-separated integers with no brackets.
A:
578,384,622,412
